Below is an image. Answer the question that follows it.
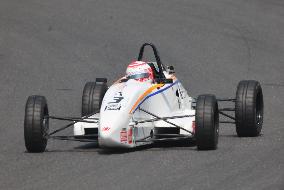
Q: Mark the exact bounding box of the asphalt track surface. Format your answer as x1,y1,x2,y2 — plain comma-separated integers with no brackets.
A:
0,0,284,189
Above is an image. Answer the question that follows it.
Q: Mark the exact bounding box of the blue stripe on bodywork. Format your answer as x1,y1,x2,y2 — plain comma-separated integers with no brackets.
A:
133,80,179,113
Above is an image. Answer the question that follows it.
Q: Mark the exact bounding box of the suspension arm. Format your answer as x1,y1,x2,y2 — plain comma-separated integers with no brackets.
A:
138,108,193,135
47,113,97,136
47,116,98,123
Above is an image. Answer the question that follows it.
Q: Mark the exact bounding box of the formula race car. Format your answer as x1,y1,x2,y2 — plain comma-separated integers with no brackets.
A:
24,43,264,152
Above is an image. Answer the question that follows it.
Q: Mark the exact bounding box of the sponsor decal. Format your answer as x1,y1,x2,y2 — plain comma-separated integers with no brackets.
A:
104,104,122,111
128,128,133,144
120,128,127,143
109,92,124,103
177,97,181,109
179,90,186,99
192,121,196,133
102,126,110,132
105,92,124,111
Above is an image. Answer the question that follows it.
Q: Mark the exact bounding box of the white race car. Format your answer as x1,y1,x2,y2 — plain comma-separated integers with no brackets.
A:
24,43,264,152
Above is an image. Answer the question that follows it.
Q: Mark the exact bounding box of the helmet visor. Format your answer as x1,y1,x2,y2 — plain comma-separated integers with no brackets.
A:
127,72,150,80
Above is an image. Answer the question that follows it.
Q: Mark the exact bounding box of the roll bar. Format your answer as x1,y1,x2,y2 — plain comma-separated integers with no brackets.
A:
137,43,166,78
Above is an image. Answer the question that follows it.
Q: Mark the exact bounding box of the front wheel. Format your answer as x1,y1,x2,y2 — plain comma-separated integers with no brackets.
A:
195,94,219,150
24,95,49,153
235,80,264,137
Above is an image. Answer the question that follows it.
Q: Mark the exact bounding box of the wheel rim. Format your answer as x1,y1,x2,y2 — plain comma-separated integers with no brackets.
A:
214,103,219,145
42,117,49,138
42,105,49,139
255,91,263,126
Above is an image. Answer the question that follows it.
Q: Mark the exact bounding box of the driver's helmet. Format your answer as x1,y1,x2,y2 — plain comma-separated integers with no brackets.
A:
126,61,154,82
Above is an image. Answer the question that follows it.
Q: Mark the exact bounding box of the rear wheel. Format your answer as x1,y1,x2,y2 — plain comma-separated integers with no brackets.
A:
235,80,263,137
24,95,49,153
81,78,107,116
195,94,219,150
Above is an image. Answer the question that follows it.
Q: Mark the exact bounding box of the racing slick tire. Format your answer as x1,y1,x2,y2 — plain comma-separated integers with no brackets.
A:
235,80,264,137
195,95,219,150
24,95,49,153
81,78,108,116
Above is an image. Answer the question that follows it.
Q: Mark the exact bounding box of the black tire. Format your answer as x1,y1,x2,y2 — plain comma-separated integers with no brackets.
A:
195,94,219,150
235,80,264,137
81,79,107,116
24,95,49,153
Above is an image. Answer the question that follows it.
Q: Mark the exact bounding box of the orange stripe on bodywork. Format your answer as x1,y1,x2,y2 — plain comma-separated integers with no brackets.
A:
129,84,164,113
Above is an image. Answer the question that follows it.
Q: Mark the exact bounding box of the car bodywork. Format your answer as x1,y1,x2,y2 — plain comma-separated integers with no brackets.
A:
74,72,195,148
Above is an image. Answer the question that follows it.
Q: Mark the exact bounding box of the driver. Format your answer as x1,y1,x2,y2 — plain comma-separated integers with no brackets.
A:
126,61,154,82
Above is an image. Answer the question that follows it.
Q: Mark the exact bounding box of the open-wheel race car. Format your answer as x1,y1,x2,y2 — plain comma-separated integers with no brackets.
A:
24,43,264,152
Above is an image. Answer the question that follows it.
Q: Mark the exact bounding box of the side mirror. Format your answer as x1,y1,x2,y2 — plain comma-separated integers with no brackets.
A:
167,66,175,74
